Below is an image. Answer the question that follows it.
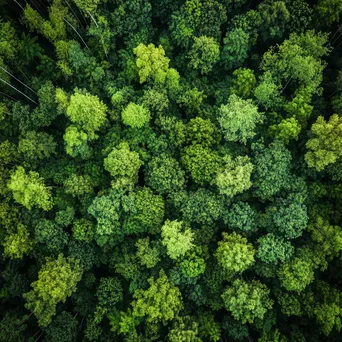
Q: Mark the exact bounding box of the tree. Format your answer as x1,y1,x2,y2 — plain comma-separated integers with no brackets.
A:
104,142,143,189
270,117,301,144
252,141,292,200
18,131,57,163
221,28,250,70
35,219,68,253
254,71,283,111
215,232,255,275
278,254,315,292
305,114,342,171
168,316,201,342
222,279,273,323
24,254,82,327
257,0,290,41
257,233,294,265
73,0,102,13
72,218,95,243
0,20,19,61
133,43,170,84
181,188,224,225
63,174,94,197
132,270,183,324
161,220,194,260
308,216,342,259
88,190,124,246
284,86,313,127
267,197,308,240
179,247,206,278
8,166,53,211
96,277,123,314
218,95,264,144
122,103,151,128
135,237,161,268
223,201,256,233
66,90,107,139
303,281,342,336
188,36,220,74
231,68,256,98
181,144,222,185
186,117,220,147
2,223,33,259
63,125,91,158
261,30,329,92
315,0,342,26
44,311,78,342
216,155,253,198
197,312,221,342
122,187,165,235
145,153,185,194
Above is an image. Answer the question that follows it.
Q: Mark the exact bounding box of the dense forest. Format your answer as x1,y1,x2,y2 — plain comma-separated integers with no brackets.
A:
1,0,342,341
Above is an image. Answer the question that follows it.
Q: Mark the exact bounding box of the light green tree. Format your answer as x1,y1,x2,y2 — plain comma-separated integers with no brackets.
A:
219,94,264,144
24,254,82,326
8,166,53,211
104,142,143,189
270,117,301,144
161,220,194,260
222,279,273,323
2,223,33,259
278,255,315,292
216,155,253,198
66,90,107,139
215,232,255,274
133,43,170,84
63,125,91,158
305,114,342,171
132,270,183,324
122,103,151,128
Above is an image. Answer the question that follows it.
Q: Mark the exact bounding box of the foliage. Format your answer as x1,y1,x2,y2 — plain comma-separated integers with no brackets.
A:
132,270,183,324
216,155,253,198
161,219,194,260
305,114,342,171
222,279,273,324
146,153,185,194
8,166,53,211
122,103,151,128
187,36,220,74
257,233,294,264
24,254,82,326
181,144,222,185
1,2,342,341
215,232,255,275
218,94,264,144
104,141,143,189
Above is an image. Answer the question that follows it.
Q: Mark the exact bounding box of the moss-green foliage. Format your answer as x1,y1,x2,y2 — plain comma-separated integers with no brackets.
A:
132,270,183,324
1,1,342,341
222,279,273,324
24,254,82,326
187,36,220,74
215,232,255,275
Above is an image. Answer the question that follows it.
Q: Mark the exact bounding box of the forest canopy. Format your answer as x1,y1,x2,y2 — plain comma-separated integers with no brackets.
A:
1,0,342,341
